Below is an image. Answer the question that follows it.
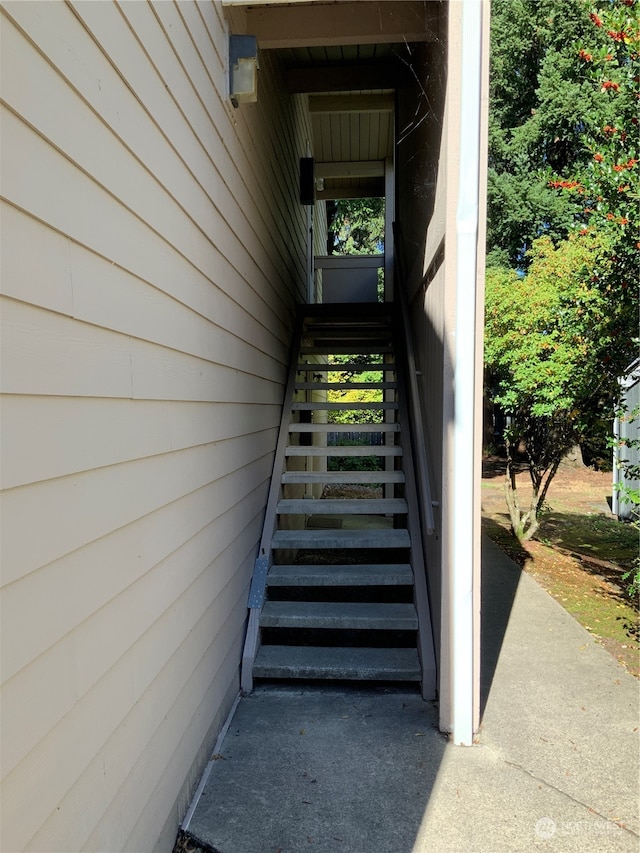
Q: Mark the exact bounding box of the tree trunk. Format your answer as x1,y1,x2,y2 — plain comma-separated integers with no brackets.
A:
504,441,540,542
561,444,584,468
504,474,539,542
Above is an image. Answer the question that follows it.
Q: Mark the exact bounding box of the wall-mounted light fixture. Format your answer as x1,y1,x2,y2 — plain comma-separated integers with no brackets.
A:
300,157,314,205
229,35,258,107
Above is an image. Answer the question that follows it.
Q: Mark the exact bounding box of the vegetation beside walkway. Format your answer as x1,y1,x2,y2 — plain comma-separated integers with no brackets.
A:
481,457,639,676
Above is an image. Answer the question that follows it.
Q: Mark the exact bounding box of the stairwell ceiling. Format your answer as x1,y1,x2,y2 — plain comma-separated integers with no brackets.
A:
226,1,442,199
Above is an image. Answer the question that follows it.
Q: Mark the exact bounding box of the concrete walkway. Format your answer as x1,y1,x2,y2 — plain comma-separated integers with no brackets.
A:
184,537,639,853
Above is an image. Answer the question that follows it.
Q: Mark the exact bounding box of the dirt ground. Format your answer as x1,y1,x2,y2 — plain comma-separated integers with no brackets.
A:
481,456,639,676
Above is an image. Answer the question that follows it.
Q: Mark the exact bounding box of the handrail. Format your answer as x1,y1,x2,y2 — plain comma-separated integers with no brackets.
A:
392,328,438,697
393,222,437,536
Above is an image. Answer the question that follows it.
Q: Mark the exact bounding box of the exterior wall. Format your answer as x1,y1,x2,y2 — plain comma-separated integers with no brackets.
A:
0,2,313,851
396,22,450,713
396,2,489,735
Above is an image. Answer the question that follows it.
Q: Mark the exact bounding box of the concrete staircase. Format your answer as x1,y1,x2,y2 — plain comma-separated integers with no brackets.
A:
241,304,436,698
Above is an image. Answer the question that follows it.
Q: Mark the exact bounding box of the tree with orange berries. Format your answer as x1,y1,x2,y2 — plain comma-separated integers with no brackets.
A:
485,0,639,545
551,0,639,317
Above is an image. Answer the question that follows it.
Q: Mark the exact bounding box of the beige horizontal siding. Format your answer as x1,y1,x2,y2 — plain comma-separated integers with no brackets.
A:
0,0,315,850
0,396,276,489
0,110,291,349
2,3,296,325
1,431,276,585
1,450,274,681
1,298,286,400
5,564,251,853
1,206,291,370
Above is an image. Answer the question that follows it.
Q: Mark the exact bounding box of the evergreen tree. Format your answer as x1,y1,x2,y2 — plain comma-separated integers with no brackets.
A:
327,198,384,255
549,0,639,319
488,0,609,266
485,0,639,548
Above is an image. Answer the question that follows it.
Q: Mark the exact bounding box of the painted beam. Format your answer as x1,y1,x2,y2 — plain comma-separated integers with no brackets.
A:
285,62,408,93
316,160,385,179
316,182,385,200
309,94,395,114
242,2,438,49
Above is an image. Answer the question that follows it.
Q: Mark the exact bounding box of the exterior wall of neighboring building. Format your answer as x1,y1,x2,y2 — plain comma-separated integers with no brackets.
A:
0,2,315,851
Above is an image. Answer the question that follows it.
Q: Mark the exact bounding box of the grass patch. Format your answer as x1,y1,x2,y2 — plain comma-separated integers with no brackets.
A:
482,457,639,677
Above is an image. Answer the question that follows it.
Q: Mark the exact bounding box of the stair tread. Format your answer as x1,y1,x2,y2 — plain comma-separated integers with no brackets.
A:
303,322,392,332
260,601,418,629
300,345,394,354
281,471,405,484
295,381,398,391
288,423,400,433
300,304,393,320
303,321,391,331
303,334,392,344
241,306,435,693
267,564,413,586
292,401,398,410
285,445,401,456
277,499,408,514
302,321,391,329
253,645,420,680
296,362,393,372
271,529,410,548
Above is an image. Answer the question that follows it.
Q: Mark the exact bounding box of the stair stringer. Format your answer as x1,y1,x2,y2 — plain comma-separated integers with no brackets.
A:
393,329,438,700
240,311,305,693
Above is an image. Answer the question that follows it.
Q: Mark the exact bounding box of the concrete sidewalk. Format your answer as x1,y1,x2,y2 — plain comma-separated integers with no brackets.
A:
183,537,639,853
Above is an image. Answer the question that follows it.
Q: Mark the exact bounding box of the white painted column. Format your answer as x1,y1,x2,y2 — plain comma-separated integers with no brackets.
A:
451,0,484,746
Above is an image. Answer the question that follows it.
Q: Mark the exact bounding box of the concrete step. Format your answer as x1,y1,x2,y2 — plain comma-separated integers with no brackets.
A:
271,529,410,549
285,445,401,457
281,471,405,484
260,601,418,630
253,645,421,681
266,564,413,587
276,499,408,515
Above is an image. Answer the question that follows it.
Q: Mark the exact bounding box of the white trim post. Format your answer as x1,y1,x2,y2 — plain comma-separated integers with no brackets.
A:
451,0,484,746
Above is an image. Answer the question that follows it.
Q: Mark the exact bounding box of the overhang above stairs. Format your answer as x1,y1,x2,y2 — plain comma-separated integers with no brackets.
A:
225,1,442,199
223,2,441,48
